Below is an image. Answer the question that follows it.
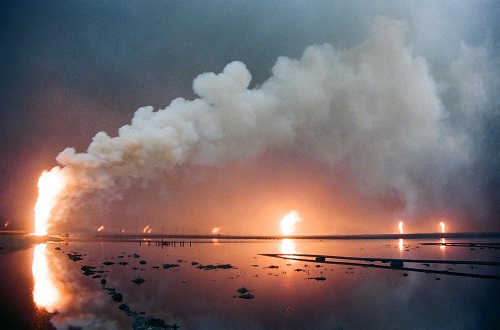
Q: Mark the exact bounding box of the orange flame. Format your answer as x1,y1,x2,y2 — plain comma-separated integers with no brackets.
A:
212,227,220,235
281,210,301,236
143,225,150,233
97,225,104,232
34,167,68,236
439,221,445,234
398,221,404,234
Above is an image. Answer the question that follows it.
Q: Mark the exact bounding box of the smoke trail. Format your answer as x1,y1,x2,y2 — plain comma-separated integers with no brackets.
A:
48,17,491,229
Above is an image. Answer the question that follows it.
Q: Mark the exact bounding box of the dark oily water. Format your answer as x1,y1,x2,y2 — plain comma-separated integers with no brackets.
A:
4,238,500,329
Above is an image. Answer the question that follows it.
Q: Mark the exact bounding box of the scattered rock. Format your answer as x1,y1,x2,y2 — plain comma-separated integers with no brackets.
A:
102,261,115,266
81,265,96,276
67,253,83,262
139,260,147,265
112,293,123,302
307,277,327,281
238,293,254,299
132,253,140,258
162,263,180,269
101,279,107,285
132,315,177,329
118,304,130,312
119,261,128,266
237,287,248,294
390,260,404,269
131,276,145,285
197,264,235,270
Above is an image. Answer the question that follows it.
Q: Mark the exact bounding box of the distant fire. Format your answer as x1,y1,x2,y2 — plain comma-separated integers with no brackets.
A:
281,210,301,236
34,167,68,236
398,221,404,234
143,225,151,233
3,221,9,228
439,221,445,233
97,225,104,232
212,227,220,235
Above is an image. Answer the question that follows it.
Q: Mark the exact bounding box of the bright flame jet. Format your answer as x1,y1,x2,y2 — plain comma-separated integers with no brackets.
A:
281,210,301,236
97,225,104,232
439,221,446,250
398,221,404,252
34,167,68,236
439,221,445,234
212,227,220,235
143,225,150,233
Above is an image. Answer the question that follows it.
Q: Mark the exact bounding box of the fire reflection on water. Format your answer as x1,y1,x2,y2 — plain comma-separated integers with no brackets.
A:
32,244,61,312
440,238,446,251
281,239,297,255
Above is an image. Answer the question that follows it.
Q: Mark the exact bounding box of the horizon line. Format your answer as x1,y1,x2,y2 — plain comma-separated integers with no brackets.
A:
48,231,500,240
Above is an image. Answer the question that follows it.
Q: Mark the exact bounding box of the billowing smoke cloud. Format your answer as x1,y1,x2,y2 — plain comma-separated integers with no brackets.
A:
49,17,494,232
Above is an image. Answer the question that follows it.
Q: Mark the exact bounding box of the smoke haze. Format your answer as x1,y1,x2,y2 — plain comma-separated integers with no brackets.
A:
0,1,498,234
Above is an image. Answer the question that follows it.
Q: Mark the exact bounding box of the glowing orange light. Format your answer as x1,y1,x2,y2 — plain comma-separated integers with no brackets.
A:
399,238,404,252
281,239,297,255
34,167,68,236
439,221,445,234
32,244,60,311
97,225,104,232
281,210,301,236
143,225,150,233
212,227,220,235
398,221,404,234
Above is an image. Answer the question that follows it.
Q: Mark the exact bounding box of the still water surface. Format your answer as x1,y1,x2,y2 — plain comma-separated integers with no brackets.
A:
1,238,499,329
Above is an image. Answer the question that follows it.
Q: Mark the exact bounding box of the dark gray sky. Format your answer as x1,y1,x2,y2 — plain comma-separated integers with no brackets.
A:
1,1,498,233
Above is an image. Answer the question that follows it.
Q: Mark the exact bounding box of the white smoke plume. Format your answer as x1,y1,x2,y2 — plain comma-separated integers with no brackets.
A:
49,17,490,230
